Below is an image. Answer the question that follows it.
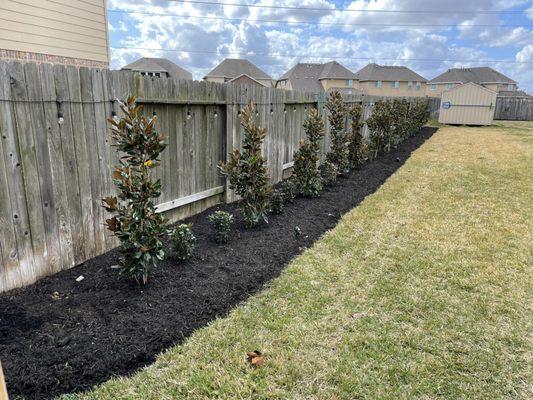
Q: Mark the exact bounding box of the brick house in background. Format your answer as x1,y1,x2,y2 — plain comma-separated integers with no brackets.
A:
354,63,427,97
203,58,274,87
121,57,192,79
0,0,109,68
276,61,360,94
428,67,518,97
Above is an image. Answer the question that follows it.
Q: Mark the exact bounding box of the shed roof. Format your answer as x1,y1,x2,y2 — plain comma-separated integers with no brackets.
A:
278,61,356,92
428,67,516,84
204,58,272,80
121,57,192,80
354,63,427,82
443,81,497,95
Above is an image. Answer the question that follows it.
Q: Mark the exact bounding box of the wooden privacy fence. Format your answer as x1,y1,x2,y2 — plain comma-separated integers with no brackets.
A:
0,60,431,292
494,96,533,121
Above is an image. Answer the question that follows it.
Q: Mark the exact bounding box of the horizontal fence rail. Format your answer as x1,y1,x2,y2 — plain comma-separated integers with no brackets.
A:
0,60,435,292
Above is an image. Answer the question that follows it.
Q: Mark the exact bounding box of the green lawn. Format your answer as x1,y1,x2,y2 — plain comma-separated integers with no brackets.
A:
66,122,533,400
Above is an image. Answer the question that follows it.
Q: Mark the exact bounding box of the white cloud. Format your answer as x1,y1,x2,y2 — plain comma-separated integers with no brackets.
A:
106,0,533,92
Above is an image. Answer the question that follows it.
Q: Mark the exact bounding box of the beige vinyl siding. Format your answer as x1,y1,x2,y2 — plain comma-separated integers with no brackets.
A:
438,83,497,125
361,81,427,97
320,79,357,91
0,0,109,63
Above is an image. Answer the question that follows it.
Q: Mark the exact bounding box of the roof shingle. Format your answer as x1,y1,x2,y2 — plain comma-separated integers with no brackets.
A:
354,63,427,82
121,57,192,80
204,58,272,80
428,67,516,84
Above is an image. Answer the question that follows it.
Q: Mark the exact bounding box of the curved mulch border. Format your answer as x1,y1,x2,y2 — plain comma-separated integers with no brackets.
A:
0,127,437,399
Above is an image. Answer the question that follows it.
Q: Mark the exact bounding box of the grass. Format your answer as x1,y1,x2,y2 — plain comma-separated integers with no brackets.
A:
65,122,533,400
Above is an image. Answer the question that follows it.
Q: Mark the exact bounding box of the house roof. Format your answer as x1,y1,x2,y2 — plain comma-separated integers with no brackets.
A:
428,67,516,84
354,63,427,82
121,57,192,80
204,58,272,80
319,61,358,80
277,61,357,92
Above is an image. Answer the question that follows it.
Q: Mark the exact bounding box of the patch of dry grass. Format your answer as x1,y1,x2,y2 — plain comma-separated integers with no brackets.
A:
65,122,533,400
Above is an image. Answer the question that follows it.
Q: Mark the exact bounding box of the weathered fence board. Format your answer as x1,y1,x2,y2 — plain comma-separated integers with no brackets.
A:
0,61,436,292
494,97,533,121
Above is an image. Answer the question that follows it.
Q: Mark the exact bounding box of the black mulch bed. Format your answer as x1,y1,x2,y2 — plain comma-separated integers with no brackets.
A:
0,127,436,399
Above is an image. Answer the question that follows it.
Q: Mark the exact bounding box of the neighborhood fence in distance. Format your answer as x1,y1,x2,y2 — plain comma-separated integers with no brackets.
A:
0,60,433,293
494,96,533,121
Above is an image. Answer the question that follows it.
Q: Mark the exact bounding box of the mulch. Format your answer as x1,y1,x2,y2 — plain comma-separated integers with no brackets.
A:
0,127,437,399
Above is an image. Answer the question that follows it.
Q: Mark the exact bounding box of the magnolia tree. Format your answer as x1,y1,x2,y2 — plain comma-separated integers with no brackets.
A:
293,107,325,197
325,91,350,175
219,101,271,228
348,103,365,168
102,96,167,285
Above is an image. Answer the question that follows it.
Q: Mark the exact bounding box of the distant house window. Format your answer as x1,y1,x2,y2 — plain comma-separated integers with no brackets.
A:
508,84,514,90
408,81,413,89
446,83,453,89
416,82,421,90
430,84,437,91
155,72,161,77
392,81,400,88
346,79,353,86
375,80,382,88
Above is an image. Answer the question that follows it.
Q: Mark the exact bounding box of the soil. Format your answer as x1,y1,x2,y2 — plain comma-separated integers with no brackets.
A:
0,127,437,399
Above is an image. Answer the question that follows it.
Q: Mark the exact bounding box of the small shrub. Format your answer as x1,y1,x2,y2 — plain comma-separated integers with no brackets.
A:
390,98,410,146
172,223,196,260
409,98,431,134
321,161,338,186
270,190,284,214
348,103,364,168
208,211,234,243
219,101,272,228
102,96,167,285
293,107,324,197
325,91,350,175
280,177,297,203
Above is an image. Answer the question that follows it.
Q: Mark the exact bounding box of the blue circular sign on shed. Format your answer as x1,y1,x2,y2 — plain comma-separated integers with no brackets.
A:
443,101,452,109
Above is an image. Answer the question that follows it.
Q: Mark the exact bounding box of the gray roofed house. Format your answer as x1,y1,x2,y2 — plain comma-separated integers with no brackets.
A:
352,63,427,97
428,67,518,97
276,61,359,93
203,58,273,87
121,57,193,80
354,63,427,83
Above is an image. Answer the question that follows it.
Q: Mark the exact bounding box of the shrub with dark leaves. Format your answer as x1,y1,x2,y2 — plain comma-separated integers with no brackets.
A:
366,100,393,158
270,189,284,214
321,160,338,186
208,211,234,243
409,98,431,135
102,96,167,285
219,101,271,228
292,107,324,197
348,103,364,168
172,223,196,260
280,177,297,203
325,91,350,175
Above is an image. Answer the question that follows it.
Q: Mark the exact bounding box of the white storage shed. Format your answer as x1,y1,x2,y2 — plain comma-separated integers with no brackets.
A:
438,82,497,125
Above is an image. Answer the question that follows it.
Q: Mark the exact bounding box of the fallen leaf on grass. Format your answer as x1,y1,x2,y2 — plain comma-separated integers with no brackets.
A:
246,350,265,367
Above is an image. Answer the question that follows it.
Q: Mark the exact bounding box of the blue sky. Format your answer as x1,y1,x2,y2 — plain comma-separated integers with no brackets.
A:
107,0,533,92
